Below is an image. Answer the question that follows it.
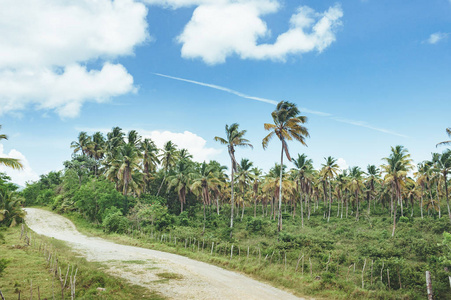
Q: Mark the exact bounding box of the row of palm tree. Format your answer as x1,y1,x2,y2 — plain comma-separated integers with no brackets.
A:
67,110,451,235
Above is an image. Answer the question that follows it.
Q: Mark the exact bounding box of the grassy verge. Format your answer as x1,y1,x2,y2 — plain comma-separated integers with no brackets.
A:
59,210,432,300
0,225,165,300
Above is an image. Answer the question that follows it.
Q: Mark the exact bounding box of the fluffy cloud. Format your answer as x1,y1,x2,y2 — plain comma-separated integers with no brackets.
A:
0,64,135,118
0,0,148,118
174,1,343,64
336,158,348,172
0,144,39,186
425,32,449,44
141,130,222,162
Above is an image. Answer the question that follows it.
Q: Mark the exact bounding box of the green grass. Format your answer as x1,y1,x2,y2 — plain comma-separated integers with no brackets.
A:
59,206,451,300
156,272,183,280
0,225,165,300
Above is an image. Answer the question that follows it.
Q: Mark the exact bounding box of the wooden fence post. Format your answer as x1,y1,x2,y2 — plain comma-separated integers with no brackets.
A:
426,271,433,300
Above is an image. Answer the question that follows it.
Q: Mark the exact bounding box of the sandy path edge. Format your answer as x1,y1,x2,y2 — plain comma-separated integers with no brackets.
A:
24,208,306,300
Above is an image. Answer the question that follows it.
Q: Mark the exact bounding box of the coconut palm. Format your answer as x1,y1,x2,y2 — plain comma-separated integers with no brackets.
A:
436,127,451,147
191,162,220,234
348,166,364,221
140,138,159,193
0,188,25,227
292,154,313,227
381,145,413,236
109,143,143,196
236,158,253,220
0,125,23,170
214,123,253,230
432,149,451,222
167,158,193,213
71,131,92,156
263,101,309,232
156,141,179,196
250,167,262,217
321,156,339,222
366,165,381,215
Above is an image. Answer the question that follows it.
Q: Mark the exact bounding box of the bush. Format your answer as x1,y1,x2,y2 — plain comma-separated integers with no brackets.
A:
0,258,8,277
102,211,130,234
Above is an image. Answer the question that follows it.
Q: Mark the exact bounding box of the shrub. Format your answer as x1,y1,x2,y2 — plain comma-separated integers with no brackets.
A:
0,258,8,277
102,211,130,234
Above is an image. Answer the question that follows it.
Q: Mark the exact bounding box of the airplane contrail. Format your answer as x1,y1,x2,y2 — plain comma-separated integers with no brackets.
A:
153,72,408,138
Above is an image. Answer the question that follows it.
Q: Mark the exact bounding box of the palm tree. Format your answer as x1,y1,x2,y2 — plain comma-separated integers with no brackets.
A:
236,158,253,221
250,167,262,217
167,158,192,213
191,162,220,234
141,138,160,193
381,145,413,236
0,125,23,170
348,166,364,221
321,156,339,222
292,154,313,227
0,188,25,227
366,165,380,216
156,141,178,196
214,123,253,230
436,127,451,147
432,150,451,222
262,101,309,232
109,143,143,196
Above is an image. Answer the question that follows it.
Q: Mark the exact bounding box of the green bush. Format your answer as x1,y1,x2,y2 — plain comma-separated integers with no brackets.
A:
102,211,130,234
0,258,8,277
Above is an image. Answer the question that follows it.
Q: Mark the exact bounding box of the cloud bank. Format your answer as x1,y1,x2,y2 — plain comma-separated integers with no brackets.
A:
0,0,148,118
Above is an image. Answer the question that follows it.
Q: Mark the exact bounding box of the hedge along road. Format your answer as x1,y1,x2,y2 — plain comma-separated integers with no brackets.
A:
24,208,304,300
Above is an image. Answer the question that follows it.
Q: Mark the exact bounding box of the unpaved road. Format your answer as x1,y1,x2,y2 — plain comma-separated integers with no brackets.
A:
25,208,304,300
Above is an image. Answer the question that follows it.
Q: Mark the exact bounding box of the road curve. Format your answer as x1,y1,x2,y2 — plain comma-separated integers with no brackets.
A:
25,208,304,300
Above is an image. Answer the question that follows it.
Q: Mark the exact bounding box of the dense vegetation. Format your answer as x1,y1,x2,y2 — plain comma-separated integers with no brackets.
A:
2,115,451,298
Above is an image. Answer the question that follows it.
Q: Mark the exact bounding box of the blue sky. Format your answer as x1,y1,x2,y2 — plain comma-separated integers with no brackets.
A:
0,0,450,185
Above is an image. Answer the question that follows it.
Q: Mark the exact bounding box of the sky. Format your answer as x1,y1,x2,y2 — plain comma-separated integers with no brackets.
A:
0,0,450,186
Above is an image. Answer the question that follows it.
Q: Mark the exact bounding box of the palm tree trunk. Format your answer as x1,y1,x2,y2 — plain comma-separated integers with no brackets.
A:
400,196,404,216
392,182,399,237
356,190,360,221
230,157,235,229
203,203,206,235
327,179,332,222
420,186,424,219
241,201,245,221
216,197,220,215
444,172,451,223
278,146,284,232
300,191,304,228
156,173,166,196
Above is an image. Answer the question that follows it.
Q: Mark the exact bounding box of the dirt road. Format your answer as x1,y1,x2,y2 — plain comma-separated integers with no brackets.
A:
24,208,304,300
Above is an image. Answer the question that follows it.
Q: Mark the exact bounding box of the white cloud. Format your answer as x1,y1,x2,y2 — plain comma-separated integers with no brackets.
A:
425,32,449,44
0,144,39,186
141,130,222,162
336,158,348,172
175,1,343,64
0,63,135,118
0,0,148,118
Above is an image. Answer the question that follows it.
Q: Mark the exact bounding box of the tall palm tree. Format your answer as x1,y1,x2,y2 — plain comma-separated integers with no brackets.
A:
156,141,178,196
321,156,339,222
436,127,451,147
141,138,160,193
191,162,220,234
236,158,253,220
262,101,309,232
214,123,253,230
0,125,23,170
381,145,413,237
250,167,262,217
292,154,313,227
432,149,451,222
109,143,143,196
366,165,381,216
348,166,364,221
167,158,192,213
71,131,92,156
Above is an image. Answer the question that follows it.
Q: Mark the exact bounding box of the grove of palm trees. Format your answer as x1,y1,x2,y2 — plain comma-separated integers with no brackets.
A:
2,109,451,299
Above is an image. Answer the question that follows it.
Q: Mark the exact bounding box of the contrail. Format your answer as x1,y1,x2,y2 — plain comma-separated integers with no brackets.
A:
154,72,407,138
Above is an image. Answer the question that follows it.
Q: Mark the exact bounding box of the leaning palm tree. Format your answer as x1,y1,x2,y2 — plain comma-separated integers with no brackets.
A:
436,127,451,147
262,101,309,232
0,125,23,170
214,123,253,230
